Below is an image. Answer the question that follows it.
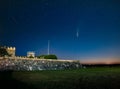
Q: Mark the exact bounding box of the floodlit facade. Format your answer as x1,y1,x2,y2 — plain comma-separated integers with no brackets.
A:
6,47,16,57
27,51,35,57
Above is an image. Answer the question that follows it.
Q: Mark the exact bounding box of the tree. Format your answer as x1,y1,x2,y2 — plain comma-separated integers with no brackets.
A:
44,54,57,59
37,55,46,59
0,46,9,57
37,54,58,60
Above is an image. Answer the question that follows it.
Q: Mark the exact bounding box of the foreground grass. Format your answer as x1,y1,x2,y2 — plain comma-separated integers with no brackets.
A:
1,67,120,89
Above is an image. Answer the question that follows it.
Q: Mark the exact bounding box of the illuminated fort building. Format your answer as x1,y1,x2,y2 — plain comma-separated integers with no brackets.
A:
6,47,16,57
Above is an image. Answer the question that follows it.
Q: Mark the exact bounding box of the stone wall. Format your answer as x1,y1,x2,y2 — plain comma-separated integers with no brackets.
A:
0,58,82,71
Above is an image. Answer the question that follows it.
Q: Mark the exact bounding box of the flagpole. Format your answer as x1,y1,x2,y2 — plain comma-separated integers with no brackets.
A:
48,40,50,55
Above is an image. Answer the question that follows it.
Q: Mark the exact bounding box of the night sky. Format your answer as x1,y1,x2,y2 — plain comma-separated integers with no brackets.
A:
0,0,120,63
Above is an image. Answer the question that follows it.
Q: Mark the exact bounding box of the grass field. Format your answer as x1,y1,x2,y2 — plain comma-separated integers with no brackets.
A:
0,67,120,89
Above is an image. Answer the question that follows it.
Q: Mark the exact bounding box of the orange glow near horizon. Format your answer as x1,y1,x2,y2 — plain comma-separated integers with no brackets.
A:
80,58,120,64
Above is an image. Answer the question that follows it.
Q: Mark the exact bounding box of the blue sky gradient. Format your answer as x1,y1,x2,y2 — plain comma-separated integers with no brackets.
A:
0,0,120,62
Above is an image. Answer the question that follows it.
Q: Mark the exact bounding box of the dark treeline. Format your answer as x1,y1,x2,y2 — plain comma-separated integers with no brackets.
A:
82,64,120,68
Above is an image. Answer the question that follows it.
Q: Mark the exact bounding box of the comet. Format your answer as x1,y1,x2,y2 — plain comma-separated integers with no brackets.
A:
76,29,79,38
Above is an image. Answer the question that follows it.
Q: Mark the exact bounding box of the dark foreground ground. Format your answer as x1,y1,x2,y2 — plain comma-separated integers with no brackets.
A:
0,67,120,89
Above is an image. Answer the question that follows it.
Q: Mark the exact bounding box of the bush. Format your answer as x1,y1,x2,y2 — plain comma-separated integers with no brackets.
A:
29,56,34,58
0,46,9,57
